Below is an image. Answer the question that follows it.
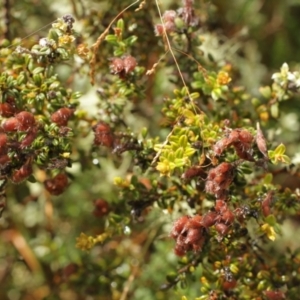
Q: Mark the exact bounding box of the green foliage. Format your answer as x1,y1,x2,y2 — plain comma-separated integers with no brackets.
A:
1,1,300,300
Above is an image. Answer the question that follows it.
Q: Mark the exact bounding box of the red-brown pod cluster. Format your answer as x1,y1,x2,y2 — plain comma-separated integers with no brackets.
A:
0,96,18,117
109,55,137,76
179,0,198,27
93,199,110,217
93,121,114,148
261,190,275,217
109,58,124,74
205,162,234,197
123,56,137,74
214,199,235,237
2,111,36,132
201,211,218,228
154,10,177,36
222,278,237,291
0,102,16,117
2,117,19,132
181,165,206,181
15,111,36,131
170,215,205,256
44,173,68,195
2,110,38,148
20,127,38,149
213,128,254,161
264,290,286,300
51,107,74,126
11,158,33,183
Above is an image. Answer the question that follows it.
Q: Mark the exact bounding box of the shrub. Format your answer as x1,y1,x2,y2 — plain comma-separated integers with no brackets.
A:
1,1,300,299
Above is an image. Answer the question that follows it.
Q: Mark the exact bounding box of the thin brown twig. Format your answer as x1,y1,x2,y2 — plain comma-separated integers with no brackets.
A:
155,0,197,113
150,1,205,168
119,270,137,300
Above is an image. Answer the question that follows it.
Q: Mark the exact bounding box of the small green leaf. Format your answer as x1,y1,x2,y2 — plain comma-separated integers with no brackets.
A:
259,86,271,98
116,19,124,31
125,35,138,45
179,135,187,147
263,173,273,184
265,214,276,226
105,34,117,43
274,143,286,155
141,127,148,138
211,88,222,101
270,103,279,118
32,67,44,74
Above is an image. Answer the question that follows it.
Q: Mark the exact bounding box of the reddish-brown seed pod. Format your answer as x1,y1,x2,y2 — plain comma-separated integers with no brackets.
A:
215,199,227,213
2,117,20,132
206,163,235,196
0,133,8,155
227,129,240,143
213,173,227,185
51,108,74,127
256,122,268,159
185,228,202,245
93,199,110,217
123,55,137,74
0,154,10,164
174,243,186,256
208,291,218,300
261,191,274,217
109,57,125,74
215,163,234,187
182,165,206,180
164,21,176,33
201,211,218,228
222,278,237,290
207,168,217,181
93,122,114,148
215,223,230,235
20,127,38,148
213,138,232,156
154,24,164,36
187,215,202,229
0,102,15,117
264,290,286,300
11,160,33,183
15,111,35,131
235,128,253,144
44,173,69,195
220,209,235,225
216,162,233,175
233,142,254,161
171,215,190,238
162,10,177,22
191,236,205,252
205,180,217,194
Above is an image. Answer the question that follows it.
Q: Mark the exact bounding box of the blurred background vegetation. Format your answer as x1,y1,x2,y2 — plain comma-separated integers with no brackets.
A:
1,0,300,299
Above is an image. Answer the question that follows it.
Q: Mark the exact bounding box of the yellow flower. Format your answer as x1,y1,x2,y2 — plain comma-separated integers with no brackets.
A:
156,159,171,176
59,35,75,46
261,223,276,241
77,43,90,58
217,71,232,85
76,233,95,251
